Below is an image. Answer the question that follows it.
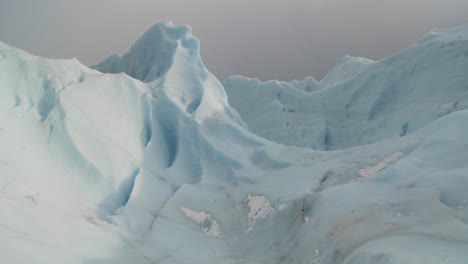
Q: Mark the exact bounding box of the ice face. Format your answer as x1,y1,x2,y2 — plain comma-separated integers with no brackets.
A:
1,22,468,264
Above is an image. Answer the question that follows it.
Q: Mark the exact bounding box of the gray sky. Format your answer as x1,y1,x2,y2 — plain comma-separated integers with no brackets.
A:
1,0,468,81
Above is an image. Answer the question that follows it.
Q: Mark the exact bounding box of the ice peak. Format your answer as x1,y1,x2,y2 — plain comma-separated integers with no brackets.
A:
336,54,374,66
91,21,203,83
417,24,468,45
318,54,374,87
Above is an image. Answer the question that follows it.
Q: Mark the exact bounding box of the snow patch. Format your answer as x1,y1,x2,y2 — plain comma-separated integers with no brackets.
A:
358,152,404,178
277,204,287,211
303,211,310,223
246,195,274,232
310,249,323,264
180,206,223,238
180,206,211,224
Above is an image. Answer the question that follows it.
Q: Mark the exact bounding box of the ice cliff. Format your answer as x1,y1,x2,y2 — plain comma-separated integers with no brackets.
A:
1,22,468,264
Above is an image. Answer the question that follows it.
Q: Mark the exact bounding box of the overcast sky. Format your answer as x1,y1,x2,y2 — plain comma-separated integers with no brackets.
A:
1,0,468,81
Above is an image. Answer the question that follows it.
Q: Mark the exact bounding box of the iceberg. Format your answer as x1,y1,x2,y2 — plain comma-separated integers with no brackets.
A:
1,22,468,263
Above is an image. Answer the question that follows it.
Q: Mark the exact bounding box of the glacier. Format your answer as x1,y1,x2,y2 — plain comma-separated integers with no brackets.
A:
224,29,468,150
0,21,468,264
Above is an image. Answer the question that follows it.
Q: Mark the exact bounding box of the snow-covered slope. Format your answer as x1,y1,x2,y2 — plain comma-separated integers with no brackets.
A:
1,22,468,264
224,27,468,149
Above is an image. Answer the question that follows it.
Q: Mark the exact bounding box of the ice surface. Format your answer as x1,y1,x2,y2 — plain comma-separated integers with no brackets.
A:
1,22,468,264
